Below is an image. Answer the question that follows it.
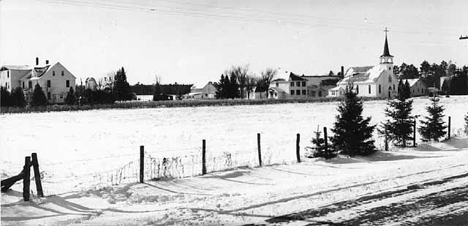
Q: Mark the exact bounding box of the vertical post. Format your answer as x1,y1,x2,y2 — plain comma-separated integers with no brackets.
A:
296,133,301,163
385,129,389,151
413,120,417,147
323,127,328,152
23,156,31,201
31,153,44,197
257,133,262,167
202,139,207,175
448,116,451,140
139,146,144,183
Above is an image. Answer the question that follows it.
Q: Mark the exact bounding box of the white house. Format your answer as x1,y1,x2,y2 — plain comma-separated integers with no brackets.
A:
406,78,427,97
329,32,399,98
1,58,76,104
187,81,216,99
268,73,340,99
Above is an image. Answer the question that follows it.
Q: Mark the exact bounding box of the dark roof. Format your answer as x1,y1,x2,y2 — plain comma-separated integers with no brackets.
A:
289,72,307,81
0,65,30,71
381,35,393,57
33,65,51,77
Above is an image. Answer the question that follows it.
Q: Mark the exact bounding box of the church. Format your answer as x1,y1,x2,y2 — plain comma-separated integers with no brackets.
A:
328,30,400,98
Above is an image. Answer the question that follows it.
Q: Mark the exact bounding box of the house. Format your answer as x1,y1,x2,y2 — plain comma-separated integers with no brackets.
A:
187,81,216,99
268,72,340,99
329,31,399,98
0,58,76,104
406,78,427,96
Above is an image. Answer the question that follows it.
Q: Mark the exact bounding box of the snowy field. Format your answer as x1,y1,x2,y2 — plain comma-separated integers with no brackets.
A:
1,96,467,195
1,95,468,225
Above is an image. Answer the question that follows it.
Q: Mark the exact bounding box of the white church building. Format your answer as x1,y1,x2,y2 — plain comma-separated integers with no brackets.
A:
329,31,399,98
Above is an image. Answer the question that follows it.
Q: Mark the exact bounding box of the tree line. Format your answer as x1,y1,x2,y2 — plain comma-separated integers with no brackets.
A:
395,61,468,95
215,65,277,99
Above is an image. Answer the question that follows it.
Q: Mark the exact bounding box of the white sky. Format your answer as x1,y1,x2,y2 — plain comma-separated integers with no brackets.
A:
1,0,467,85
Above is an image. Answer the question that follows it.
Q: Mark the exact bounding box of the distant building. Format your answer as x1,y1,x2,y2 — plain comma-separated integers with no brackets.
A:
85,77,98,91
187,81,216,99
405,78,427,96
0,58,76,104
268,73,340,99
329,31,399,98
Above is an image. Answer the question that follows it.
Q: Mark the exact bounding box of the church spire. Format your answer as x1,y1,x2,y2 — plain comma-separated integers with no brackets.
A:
381,28,393,57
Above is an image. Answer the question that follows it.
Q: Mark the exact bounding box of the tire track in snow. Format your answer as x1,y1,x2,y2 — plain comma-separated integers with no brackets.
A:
265,171,468,225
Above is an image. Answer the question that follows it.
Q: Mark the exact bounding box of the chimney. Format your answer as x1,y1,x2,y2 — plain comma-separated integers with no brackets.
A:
46,60,49,65
341,66,344,79
36,57,39,66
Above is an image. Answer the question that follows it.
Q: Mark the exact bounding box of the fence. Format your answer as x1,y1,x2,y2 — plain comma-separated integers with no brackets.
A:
3,115,456,200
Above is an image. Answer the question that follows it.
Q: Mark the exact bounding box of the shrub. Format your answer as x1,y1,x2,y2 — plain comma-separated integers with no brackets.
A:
31,84,48,107
308,127,337,159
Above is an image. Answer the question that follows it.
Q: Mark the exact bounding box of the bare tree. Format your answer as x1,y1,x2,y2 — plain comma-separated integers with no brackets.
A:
256,68,277,98
231,65,250,99
245,75,257,99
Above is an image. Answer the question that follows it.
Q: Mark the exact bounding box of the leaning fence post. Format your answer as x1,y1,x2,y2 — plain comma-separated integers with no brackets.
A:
257,133,262,167
202,139,207,175
31,153,44,197
323,127,328,152
296,133,301,163
385,129,389,151
140,146,144,183
23,156,31,201
448,116,451,140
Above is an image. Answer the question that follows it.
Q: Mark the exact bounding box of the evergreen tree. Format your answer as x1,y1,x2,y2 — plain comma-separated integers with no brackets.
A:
418,95,447,142
215,74,228,99
310,127,337,159
113,67,132,101
0,87,12,107
31,84,48,106
403,80,411,99
65,87,77,105
153,82,166,101
331,84,376,156
227,73,240,99
11,87,26,108
380,81,414,147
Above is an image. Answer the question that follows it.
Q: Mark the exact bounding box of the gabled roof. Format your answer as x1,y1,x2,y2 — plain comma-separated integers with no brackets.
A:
0,65,31,71
269,87,286,93
340,66,384,84
32,65,51,77
405,78,424,87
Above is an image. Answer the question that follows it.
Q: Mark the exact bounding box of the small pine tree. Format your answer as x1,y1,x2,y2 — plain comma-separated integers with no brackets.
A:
310,127,337,159
418,95,447,142
403,80,411,99
380,81,414,147
113,67,132,101
464,112,468,135
11,87,26,108
65,87,77,105
31,84,48,106
331,84,376,156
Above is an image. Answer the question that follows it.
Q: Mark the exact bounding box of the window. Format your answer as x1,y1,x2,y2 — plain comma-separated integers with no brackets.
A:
388,75,392,82
53,71,55,76
302,90,306,95
393,84,395,90
60,94,63,99
379,85,381,94
47,92,51,100
47,80,51,88
311,91,316,97
276,82,279,87
290,82,294,87
318,91,322,97
22,82,25,89
369,85,371,94
302,82,306,87
61,71,64,76
29,81,32,89
296,81,301,87
290,90,295,95
356,86,359,94
7,71,9,78
66,80,70,88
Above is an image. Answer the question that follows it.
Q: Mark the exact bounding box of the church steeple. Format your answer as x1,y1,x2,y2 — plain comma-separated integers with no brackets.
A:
380,28,394,69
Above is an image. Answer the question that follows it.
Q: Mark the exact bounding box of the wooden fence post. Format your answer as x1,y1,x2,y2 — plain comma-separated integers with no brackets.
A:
202,139,207,175
296,133,301,163
448,116,451,140
413,120,417,147
323,127,328,152
257,133,262,167
31,153,44,197
385,129,389,151
23,156,31,201
140,146,144,183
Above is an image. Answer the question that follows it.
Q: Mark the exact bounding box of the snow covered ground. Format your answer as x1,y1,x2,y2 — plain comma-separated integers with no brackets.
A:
1,95,468,225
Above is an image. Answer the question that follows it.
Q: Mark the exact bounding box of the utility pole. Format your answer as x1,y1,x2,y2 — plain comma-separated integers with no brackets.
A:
460,35,468,40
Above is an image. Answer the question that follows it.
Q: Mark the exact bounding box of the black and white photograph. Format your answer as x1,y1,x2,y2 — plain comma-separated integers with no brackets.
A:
1,0,468,225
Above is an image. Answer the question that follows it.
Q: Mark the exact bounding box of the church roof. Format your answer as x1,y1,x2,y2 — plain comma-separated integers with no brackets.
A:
381,35,393,57
340,66,384,84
